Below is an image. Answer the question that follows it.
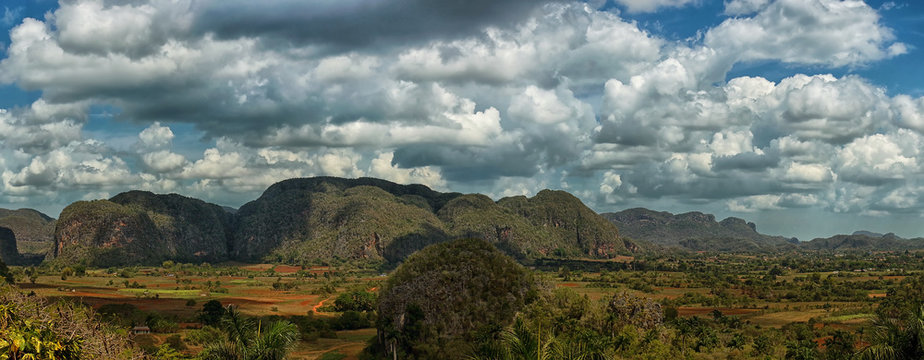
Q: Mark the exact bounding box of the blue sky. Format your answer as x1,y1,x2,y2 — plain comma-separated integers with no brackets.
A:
0,0,923,240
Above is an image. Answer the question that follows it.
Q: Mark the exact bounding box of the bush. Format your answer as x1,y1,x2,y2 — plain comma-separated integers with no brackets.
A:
147,315,179,333
199,300,226,326
373,238,537,359
164,334,187,351
185,326,224,346
0,258,12,284
0,284,142,359
97,303,145,326
334,290,377,312
331,310,372,330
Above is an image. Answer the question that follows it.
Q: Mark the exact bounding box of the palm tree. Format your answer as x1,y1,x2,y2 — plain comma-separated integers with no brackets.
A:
200,305,300,360
467,318,552,360
857,305,924,360
468,319,613,360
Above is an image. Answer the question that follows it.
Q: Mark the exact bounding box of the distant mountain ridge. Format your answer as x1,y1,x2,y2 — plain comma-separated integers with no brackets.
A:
852,230,885,238
601,208,797,252
53,177,635,266
803,232,924,251
0,208,56,256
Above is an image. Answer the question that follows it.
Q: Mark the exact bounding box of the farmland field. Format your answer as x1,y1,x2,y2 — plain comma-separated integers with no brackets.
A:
17,263,385,359
9,250,924,359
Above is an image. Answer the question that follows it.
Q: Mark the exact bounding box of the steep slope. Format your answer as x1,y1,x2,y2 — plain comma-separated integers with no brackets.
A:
233,177,460,262
0,208,56,255
498,190,633,257
437,194,549,259
0,226,18,265
255,185,449,263
236,177,634,263
602,208,794,252
53,191,234,266
802,233,924,251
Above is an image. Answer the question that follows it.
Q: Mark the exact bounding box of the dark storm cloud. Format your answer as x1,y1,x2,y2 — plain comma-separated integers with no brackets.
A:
624,167,781,200
712,152,780,172
393,144,539,181
192,0,545,51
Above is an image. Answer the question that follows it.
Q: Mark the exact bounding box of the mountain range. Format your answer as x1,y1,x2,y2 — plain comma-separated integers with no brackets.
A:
601,208,798,252
47,177,634,266
801,232,924,251
4,177,923,267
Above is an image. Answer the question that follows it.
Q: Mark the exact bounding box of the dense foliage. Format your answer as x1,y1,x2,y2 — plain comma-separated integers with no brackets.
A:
0,284,141,359
371,238,537,359
198,306,300,360
334,290,377,312
0,258,11,284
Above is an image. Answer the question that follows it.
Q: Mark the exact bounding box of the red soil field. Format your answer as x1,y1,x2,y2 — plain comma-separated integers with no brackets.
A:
273,265,301,274
677,307,761,316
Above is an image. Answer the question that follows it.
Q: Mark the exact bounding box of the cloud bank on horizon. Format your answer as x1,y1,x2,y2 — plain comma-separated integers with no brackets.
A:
0,0,922,239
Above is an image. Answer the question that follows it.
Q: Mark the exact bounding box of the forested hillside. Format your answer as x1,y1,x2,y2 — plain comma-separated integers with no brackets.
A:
0,208,55,256
52,177,635,266
53,191,236,267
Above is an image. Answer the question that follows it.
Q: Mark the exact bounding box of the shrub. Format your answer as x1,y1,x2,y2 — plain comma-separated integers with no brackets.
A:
373,238,537,359
164,334,187,351
334,290,377,312
0,284,142,359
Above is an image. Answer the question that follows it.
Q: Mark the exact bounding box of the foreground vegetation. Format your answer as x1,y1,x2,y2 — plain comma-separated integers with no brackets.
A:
2,245,923,359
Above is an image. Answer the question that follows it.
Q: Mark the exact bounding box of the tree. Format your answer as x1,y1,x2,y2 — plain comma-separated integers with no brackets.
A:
200,300,226,326
334,290,377,312
0,284,142,359
373,238,537,359
199,305,300,360
823,330,856,360
468,318,553,360
857,304,924,360
605,291,663,334
0,259,12,284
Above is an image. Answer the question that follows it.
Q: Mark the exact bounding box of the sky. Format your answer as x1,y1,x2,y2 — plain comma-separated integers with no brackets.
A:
0,0,923,241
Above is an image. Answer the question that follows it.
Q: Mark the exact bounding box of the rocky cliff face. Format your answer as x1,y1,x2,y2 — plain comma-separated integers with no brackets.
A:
602,208,793,252
54,192,234,266
0,227,19,265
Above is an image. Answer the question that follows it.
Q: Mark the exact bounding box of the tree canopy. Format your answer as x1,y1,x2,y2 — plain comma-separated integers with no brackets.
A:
372,238,537,359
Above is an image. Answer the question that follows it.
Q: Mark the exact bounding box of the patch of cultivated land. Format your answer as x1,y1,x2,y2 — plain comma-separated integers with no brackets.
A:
24,264,383,357
289,329,376,360
16,252,921,358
